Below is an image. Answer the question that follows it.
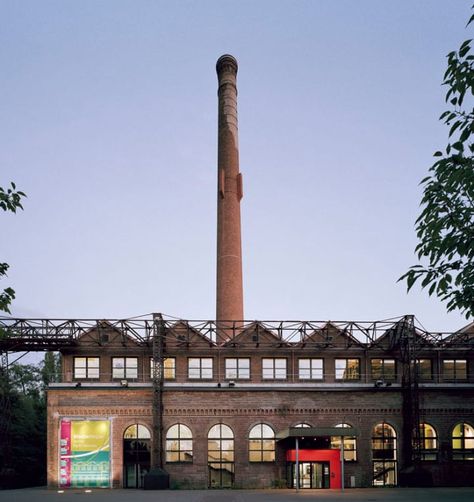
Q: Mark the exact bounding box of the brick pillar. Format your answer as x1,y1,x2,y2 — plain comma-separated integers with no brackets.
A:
216,54,244,339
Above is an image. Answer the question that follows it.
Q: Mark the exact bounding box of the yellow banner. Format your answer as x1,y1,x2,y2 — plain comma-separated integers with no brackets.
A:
71,420,110,452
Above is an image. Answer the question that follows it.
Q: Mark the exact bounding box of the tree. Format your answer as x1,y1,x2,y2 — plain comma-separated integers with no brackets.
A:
0,182,26,313
400,11,474,319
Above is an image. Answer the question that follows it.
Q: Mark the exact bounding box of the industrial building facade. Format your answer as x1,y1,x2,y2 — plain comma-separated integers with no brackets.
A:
41,316,474,489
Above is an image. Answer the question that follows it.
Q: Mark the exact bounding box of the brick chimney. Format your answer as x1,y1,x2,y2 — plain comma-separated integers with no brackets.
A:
216,54,244,334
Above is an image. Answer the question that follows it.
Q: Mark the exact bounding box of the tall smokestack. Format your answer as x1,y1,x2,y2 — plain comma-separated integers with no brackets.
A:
216,54,244,331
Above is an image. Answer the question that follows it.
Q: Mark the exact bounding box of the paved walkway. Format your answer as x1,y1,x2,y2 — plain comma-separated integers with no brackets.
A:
1,488,474,502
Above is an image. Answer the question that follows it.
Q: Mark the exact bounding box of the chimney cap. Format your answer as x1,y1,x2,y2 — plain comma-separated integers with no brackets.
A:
216,54,238,75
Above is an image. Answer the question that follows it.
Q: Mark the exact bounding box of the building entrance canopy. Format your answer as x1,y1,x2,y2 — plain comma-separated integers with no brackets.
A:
276,427,359,441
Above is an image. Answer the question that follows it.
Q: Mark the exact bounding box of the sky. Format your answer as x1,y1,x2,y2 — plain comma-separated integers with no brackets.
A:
1,0,473,338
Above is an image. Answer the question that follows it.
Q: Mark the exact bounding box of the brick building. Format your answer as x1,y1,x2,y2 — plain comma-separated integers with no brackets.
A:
20,54,474,489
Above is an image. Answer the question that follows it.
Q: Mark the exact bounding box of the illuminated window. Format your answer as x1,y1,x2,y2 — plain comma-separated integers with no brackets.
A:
298,358,323,380
371,359,396,381
294,423,311,428
414,359,432,381
335,359,360,380
249,424,275,462
331,423,357,462
150,357,176,380
208,424,235,488
166,424,193,463
443,360,467,381
372,422,397,486
124,423,151,439
225,358,250,379
112,357,138,379
262,358,287,379
452,422,474,460
188,358,213,379
73,357,99,379
414,422,437,461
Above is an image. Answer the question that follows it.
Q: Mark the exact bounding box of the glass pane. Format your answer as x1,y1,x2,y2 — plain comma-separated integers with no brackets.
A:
74,368,86,378
166,451,179,462
167,425,179,438
180,440,193,451
452,438,462,449
239,367,250,379
299,359,310,369
249,451,261,462
371,359,382,379
220,425,233,439
113,367,124,378
179,451,193,462
443,360,455,379
262,359,273,369
456,360,467,379
113,358,124,368
384,360,396,380
179,424,192,439
201,367,213,378
208,425,220,438
127,367,138,378
261,424,274,438
188,368,200,379
249,425,261,439
249,440,261,450
88,358,99,368
262,440,274,451
202,358,213,368
124,425,138,439
275,359,286,369
262,451,275,461
137,425,151,439
75,358,86,368
221,450,234,462
221,440,234,451
126,358,138,368
188,358,200,368
335,360,346,379
88,367,99,378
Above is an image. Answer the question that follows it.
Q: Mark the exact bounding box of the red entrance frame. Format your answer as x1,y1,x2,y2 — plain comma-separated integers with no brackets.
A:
286,449,341,489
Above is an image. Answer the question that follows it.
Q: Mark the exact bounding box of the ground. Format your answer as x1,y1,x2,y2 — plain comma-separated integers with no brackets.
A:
1,488,474,502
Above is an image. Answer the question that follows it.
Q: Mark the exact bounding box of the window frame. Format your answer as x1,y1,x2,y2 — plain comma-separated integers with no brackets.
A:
331,423,357,462
188,357,213,380
335,358,360,381
73,356,100,380
248,423,275,463
225,358,250,380
112,357,138,379
443,359,468,382
452,422,474,461
261,358,287,380
414,422,438,461
298,358,324,380
414,359,433,381
150,357,176,380
165,423,193,463
370,358,396,381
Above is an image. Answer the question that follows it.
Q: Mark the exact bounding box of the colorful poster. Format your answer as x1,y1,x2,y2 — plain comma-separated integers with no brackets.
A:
59,419,110,488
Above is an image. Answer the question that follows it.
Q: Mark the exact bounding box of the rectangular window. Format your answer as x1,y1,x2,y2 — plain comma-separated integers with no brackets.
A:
415,359,432,381
443,359,467,381
150,357,176,380
73,357,99,379
262,358,287,379
112,357,138,379
298,358,323,380
335,359,360,380
371,359,396,381
225,358,250,379
188,358,213,379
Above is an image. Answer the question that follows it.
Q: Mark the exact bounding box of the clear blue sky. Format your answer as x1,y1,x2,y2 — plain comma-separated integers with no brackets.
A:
1,0,472,333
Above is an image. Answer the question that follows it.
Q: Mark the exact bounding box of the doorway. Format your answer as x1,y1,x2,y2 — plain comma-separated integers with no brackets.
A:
289,461,330,488
123,424,151,488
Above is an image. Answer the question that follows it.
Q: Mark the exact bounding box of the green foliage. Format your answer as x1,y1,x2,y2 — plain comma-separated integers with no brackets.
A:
400,11,474,319
0,354,59,488
0,182,26,314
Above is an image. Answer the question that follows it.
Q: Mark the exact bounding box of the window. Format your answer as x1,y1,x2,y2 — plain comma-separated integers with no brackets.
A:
150,357,176,380
249,424,275,462
452,422,474,461
294,423,311,428
208,424,235,488
166,424,193,463
225,358,250,379
123,424,151,488
335,359,360,380
443,360,467,381
298,358,323,380
188,358,213,379
372,422,397,486
331,423,357,462
371,359,396,381
262,358,287,379
112,357,138,379
73,357,99,379
414,422,437,461
414,359,432,381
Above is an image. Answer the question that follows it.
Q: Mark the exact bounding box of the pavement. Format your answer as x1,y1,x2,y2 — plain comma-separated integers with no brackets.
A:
1,488,474,502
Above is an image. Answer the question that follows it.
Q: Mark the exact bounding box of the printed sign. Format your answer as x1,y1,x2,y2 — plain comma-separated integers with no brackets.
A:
59,419,110,488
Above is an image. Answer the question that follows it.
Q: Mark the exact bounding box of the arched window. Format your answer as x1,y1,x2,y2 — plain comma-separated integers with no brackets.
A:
208,424,234,488
331,423,357,461
452,422,474,461
414,423,437,461
372,422,397,486
123,424,151,488
165,424,193,463
294,422,311,428
249,423,275,462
